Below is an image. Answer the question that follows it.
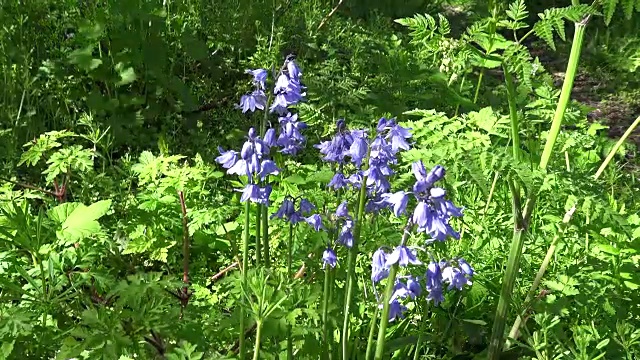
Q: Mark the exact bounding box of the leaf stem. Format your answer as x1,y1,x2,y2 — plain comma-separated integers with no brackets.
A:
374,264,398,360
239,201,252,359
342,174,369,360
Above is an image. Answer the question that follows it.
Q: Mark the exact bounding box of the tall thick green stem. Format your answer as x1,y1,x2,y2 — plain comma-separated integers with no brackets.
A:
342,175,369,360
506,206,576,348
365,306,380,360
503,66,521,162
239,201,252,359
253,321,263,360
322,266,332,359
374,265,399,360
488,18,589,360
287,222,294,360
539,19,588,169
255,206,262,266
262,206,270,267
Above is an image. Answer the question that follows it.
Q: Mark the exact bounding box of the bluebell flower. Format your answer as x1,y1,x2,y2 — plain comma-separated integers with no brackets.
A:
348,130,369,167
215,147,238,169
386,121,412,152
381,191,409,216
238,90,267,113
430,187,464,217
286,58,302,81
305,214,325,231
240,184,261,203
425,261,445,306
258,160,280,181
337,219,354,248
371,248,389,283
458,258,474,276
328,173,348,190
382,299,407,322
322,248,337,269
272,198,295,220
390,280,412,301
335,201,349,218
270,58,305,115
442,264,472,290
406,276,422,297
276,113,307,155
386,245,422,267
263,128,276,148
299,199,315,215
227,159,250,176
246,68,267,89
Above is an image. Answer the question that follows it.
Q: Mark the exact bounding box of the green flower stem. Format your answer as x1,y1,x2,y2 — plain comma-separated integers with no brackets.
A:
255,205,262,266
287,223,294,276
239,201,252,359
488,16,589,360
412,334,423,360
253,320,263,360
506,205,576,348
262,206,270,267
473,69,485,104
286,222,294,360
594,115,640,179
539,18,588,169
374,264,399,360
342,174,369,360
503,65,521,162
322,266,332,359
365,306,380,360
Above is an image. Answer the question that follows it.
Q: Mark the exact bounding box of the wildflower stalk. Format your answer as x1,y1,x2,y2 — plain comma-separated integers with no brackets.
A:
503,65,521,162
286,221,294,360
488,16,589,359
322,265,332,359
506,205,576,348
253,320,263,360
373,264,399,360
365,306,379,360
342,174,369,359
239,201,252,359
262,206,270,266
255,206,262,266
594,115,640,179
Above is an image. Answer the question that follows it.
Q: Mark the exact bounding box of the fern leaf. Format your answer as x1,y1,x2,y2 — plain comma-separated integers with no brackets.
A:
533,18,556,50
437,13,451,35
623,0,635,19
506,0,528,22
602,0,618,25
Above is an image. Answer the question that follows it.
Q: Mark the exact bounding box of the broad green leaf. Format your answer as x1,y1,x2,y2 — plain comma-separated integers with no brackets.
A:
50,200,112,244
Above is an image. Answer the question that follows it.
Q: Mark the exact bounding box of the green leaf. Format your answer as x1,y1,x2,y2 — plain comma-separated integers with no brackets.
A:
115,63,137,86
284,174,307,185
49,200,112,244
462,318,488,326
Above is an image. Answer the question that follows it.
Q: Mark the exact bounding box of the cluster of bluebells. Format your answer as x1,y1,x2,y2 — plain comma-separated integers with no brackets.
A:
215,127,279,204
369,160,473,321
215,57,307,203
299,200,355,270
315,117,411,198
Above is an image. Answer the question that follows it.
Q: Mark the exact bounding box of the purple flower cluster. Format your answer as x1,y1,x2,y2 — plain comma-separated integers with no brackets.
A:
271,197,315,224
270,57,305,115
379,161,464,242
215,127,280,204
315,117,412,196
216,57,309,204
372,245,474,321
425,258,474,306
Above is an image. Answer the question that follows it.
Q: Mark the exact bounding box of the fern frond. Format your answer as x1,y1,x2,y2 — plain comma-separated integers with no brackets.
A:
395,14,439,43
533,5,594,50
603,0,619,24
506,0,529,22
437,13,451,35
